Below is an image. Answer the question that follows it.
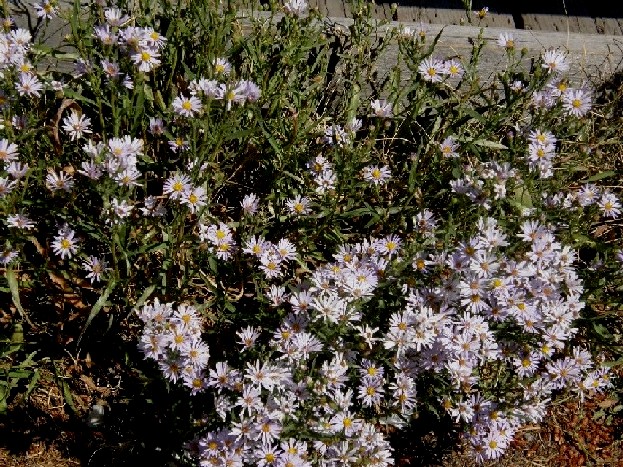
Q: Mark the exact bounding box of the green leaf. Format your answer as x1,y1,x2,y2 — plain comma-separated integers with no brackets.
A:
208,256,218,274
61,380,77,414
6,269,34,327
131,242,167,257
592,322,614,340
135,284,157,309
143,83,154,102
473,139,508,150
584,171,616,183
24,369,40,400
513,186,533,208
62,89,98,106
463,108,486,124
341,206,375,218
78,280,116,345
601,358,623,368
8,370,32,379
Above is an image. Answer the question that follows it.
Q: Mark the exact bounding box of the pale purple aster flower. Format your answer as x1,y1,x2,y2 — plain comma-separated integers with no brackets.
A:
541,48,569,74
286,195,311,215
0,139,19,163
562,87,592,117
213,57,232,75
7,213,35,230
440,136,459,157
0,177,17,197
0,248,19,265
284,0,308,16
104,7,130,27
362,165,391,185
149,117,165,135
52,226,79,259
172,95,202,118
101,59,121,79
241,193,259,215
598,192,621,218
418,56,445,82
45,170,74,192
131,47,161,72
93,24,117,46
371,99,393,118
181,186,207,213
163,173,191,200
15,72,43,97
82,256,109,283
6,162,29,179
496,32,515,49
62,110,92,140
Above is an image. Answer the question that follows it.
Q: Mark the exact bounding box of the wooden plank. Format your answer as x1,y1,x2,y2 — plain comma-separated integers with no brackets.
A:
311,17,623,84
10,1,623,85
396,5,418,23
520,13,604,35
476,12,515,29
325,0,347,19
595,18,623,36
420,7,466,26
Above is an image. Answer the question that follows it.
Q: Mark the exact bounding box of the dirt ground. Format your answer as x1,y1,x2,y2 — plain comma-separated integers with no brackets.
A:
1,391,621,467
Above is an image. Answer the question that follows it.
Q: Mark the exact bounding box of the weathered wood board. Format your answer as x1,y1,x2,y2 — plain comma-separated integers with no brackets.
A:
9,1,623,84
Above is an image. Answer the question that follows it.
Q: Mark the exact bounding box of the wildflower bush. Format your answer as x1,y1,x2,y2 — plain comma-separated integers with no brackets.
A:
1,0,622,464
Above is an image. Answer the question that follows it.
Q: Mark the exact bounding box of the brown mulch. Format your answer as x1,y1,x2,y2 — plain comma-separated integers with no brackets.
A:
0,368,621,466
442,393,623,467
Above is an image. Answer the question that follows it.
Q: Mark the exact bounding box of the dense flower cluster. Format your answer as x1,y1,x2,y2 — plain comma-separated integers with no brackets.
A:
138,300,209,395
92,7,166,77
140,211,614,464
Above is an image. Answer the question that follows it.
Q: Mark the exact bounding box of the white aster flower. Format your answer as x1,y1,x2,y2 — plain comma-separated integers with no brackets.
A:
172,95,202,118
52,226,79,259
62,110,92,140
